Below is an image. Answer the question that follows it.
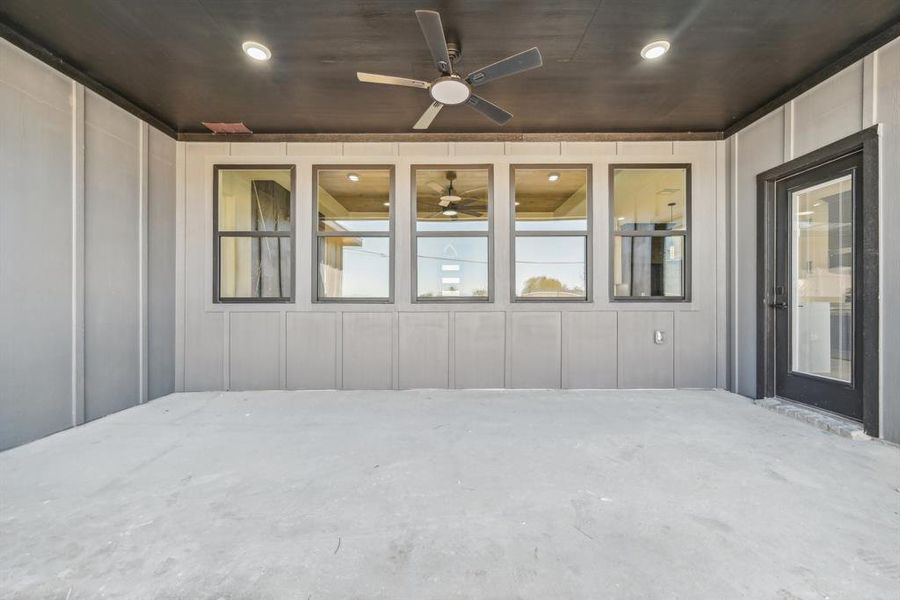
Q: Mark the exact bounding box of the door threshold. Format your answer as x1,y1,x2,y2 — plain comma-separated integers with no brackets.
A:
754,397,868,440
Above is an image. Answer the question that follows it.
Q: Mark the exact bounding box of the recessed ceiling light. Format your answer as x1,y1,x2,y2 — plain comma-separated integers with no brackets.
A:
797,210,814,216
242,41,271,61
383,201,390,207
347,173,360,182
641,40,670,60
442,208,458,217
617,216,626,221
515,201,521,206
548,173,560,182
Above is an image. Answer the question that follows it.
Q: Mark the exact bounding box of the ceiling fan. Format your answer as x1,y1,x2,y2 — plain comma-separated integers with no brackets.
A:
427,171,485,218
356,10,543,130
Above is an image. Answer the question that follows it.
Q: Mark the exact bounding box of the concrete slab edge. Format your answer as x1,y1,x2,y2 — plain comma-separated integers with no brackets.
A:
753,397,869,440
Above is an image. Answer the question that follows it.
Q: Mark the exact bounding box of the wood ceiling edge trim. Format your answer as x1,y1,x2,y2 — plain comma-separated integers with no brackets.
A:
176,132,724,143
723,18,900,139
0,19,179,139
3,13,898,143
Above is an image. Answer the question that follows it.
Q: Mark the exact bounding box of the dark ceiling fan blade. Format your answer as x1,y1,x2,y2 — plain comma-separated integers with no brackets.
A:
455,199,484,209
458,209,482,217
458,185,488,195
413,101,443,130
357,72,429,89
465,95,513,125
415,10,453,73
465,47,543,87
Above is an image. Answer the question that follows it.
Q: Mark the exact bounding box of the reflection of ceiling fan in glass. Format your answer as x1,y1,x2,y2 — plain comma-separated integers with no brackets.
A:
428,171,486,217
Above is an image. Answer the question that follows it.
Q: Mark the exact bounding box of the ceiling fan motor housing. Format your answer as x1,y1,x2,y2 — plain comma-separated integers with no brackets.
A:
446,41,462,62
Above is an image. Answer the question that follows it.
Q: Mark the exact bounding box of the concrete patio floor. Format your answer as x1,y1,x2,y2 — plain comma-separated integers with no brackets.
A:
1,389,898,599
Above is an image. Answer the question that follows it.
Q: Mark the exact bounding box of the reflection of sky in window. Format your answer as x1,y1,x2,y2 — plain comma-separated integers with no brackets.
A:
417,238,488,297
515,219,588,232
325,237,390,297
416,220,488,232
324,219,390,232
515,237,586,295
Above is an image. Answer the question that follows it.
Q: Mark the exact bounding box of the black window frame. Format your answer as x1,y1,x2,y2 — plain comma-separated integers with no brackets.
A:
510,164,593,303
212,164,296,304
411,164,494,303
312,164,396,304
609,163,692,302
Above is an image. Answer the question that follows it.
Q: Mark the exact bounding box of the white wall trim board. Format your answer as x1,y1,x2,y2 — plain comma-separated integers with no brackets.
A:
174,142,186,393
878,119,884,438
729,134,740,392
138,121,150,404
71,81,86,426
862,53,878,129
715,140,728,389
223,310,231,391
279,310,287,390
783,101,795,162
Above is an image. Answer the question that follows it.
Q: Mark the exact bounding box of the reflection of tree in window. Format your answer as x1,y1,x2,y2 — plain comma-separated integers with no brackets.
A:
521,276,584,298
512,167,589,300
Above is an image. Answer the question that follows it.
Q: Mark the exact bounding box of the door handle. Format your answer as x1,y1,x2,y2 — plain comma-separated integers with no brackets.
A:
768,301,788,310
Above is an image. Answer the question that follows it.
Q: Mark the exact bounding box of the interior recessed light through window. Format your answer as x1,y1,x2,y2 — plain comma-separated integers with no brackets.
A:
242,41,271,61
640,40,670,60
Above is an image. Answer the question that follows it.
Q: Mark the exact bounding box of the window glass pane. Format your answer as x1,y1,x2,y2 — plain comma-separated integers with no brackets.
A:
515,237,586,299
416,168,489,232
317,169,391,232
613,236,684,298
417,237,488,299
217,169,292,232
613,168,687,232
219,236,291,298
514,168,588,231
318,236,390,299
791,174,853,382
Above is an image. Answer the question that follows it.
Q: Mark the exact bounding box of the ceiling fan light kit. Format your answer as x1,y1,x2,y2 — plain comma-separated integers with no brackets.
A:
427,171,486,219
430,76,471,105
356,9,543,130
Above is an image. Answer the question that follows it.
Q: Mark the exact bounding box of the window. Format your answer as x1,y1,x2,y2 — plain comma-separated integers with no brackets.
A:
511,166,590,300
213,165,294,303
610,165,690,301
314,166,393,301
413,166,491,301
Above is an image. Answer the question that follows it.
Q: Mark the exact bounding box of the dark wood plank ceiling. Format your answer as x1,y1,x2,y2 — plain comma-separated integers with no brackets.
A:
1,1,898,135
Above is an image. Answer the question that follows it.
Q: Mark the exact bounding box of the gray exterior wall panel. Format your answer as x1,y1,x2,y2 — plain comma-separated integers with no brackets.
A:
83,91,141,421
0,41,73,449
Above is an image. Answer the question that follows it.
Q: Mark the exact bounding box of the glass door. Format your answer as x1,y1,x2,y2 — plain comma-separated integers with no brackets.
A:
774,153,863,420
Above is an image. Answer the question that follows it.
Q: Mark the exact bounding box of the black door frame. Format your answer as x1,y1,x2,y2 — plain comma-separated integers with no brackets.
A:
756,126,880,435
